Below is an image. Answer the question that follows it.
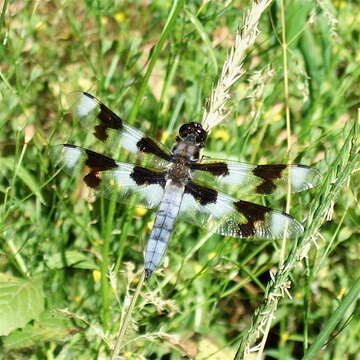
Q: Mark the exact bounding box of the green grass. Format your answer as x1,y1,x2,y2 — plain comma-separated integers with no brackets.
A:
1,1,359,359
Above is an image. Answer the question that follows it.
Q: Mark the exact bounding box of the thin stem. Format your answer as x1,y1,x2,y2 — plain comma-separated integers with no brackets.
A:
0,0,9,34
201,0,273,131
111,271,146,359
301,275,360,360
100,189,119,328
256,306,276,360
235,119,358,359
280,0,292,268
250,2,291,358
127,0,184,125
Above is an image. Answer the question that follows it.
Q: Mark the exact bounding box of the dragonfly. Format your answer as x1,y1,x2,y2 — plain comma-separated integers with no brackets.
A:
56,92,321,280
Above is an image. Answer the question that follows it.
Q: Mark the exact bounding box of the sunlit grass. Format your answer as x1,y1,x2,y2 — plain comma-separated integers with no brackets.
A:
1,0,359,358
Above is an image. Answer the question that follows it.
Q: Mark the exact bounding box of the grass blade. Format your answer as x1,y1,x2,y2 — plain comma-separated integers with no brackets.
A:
127,0,185,125
301,275,360,360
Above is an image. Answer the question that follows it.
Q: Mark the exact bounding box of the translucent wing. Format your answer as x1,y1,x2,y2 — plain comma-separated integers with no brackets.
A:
191,159,321,195
69,91,171,162
179,181,304,239
55,144,166,209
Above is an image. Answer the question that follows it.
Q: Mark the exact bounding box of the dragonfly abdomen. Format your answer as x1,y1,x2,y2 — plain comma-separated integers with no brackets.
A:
144,182,184,280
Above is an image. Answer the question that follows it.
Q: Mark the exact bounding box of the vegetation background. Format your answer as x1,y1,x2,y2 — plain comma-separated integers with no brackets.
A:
0,0,359,359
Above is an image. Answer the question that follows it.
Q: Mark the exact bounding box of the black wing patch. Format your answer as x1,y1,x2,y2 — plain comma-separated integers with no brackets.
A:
136,137,172,161
191,160,321,195
184,181,217,206
252,164,287,194
180,181,303,239
234,200,272,237
56,144,166,208
70,92,171,162
190,162,229,176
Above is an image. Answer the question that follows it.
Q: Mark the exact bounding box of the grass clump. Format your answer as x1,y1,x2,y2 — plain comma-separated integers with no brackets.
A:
0,0,359,359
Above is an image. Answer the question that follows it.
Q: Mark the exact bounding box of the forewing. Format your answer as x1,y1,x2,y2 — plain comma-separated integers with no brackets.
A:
191,159,321,195
69,92,171,162
55,144,166,208
179,181,304,239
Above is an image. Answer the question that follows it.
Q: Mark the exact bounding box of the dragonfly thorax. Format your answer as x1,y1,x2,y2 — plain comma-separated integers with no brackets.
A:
171,141,200,162
166,156,192,186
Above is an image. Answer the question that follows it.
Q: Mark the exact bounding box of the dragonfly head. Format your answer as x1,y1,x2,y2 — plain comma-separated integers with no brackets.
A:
178,122,207,147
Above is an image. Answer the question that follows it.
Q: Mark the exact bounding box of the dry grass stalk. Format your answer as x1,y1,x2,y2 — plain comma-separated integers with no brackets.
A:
202,0,273,131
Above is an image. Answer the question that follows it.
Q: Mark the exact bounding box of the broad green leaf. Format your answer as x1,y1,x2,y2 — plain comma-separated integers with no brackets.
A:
0,274,45,336
185,8,218,73
45,250,97,270
286,0,314,48
0,157,45,204
3,310,78,350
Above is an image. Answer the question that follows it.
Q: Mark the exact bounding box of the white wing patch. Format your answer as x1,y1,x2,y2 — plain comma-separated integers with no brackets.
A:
138,184,164,208
178,183,304,239
204,193,233,218
180,193,198,213
271,212,304,237
290,165,322,192
62,146,82,169
57,145,165,209
120,124,143,153
112,165,137,187
221,163,252,185
76,93,97,117
271,213,289,237
112,167,164,208
290,166,309,191
179,191,232,219
194,160,321,196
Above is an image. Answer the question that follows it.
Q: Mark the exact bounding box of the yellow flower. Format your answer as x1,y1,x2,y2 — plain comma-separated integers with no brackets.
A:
212,128,230,142
147,221,154,231
35,21,46,31
194,264,203,274
161,130,170,143
92,270,101,283
265,103,284,123
135,207,148,216
337,287,346,299
114,12,127,23
356,51,360,62
281,332,289,343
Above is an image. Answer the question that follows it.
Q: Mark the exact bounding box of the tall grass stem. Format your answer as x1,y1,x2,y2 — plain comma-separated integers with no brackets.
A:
111,271,146,359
